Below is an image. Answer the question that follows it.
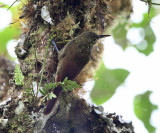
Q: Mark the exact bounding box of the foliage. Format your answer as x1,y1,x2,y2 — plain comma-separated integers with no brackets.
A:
112,5,160,56
112,21,129,49
23,87,35,101
91,62,129,105
13,64,24,85
111,2,160,132
40,77,81,101
60,77,82,91
0,2,22,57
131,7,156,55
134,91,158,133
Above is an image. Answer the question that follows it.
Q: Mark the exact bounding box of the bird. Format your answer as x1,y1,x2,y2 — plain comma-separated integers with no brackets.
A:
43,31,110,115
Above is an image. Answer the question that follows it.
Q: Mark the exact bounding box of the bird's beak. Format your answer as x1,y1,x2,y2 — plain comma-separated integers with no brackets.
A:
98,34,111,39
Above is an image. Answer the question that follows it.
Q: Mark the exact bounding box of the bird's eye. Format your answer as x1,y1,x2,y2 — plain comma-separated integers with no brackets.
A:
93,38,97,42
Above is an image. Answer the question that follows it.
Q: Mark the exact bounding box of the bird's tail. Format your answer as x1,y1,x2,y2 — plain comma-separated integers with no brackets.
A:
43,86,62,115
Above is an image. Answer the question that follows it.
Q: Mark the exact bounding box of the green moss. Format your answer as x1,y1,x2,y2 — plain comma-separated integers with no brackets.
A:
7,109,34,133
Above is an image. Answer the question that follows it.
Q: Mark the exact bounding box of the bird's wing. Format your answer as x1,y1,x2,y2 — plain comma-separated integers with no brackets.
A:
55,55,84,82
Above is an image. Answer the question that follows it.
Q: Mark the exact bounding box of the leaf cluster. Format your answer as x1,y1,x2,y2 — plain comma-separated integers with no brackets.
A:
40,77,81,101
13,65,24,86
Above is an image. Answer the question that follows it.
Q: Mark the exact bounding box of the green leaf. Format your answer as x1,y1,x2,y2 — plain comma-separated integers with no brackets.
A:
134,91,158,133
59,78,81,91
112,21,129,49
112,7,158,56
39,89,45,96
131,8,156,56
53,83,59,88
44,83,49,89
46,96,50,101
13,64,24,85
49,92,57,98
42,87,47,94
134,25,155,56
63,77,68,83
41,78,81,102
61,85,67,92
90,62,130,105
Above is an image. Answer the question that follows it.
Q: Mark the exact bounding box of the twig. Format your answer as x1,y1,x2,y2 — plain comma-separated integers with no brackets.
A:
7,0,19,10
140,0,160,5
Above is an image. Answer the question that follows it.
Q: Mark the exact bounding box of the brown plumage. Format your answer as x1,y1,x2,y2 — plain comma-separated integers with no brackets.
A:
43,31,110,115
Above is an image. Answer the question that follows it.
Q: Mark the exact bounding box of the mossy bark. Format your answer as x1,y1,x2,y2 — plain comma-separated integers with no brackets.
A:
0,0,134,132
